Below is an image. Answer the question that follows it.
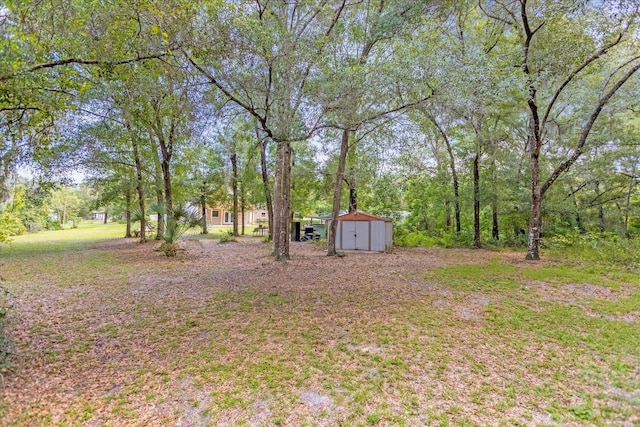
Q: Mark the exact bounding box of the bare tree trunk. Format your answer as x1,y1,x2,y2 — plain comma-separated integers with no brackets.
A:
570,186,585,233
623,166,635,238
349,187,357,213
430,115,461,233
150,137,165,240
491,154,499,241
132,138,146,243
473,149,481,248
200,186,208,235
124,185,132,238
445,199,451,230
272,141,291,260
259,134,274,239
103,208,108,224
231,152,239,236
594,181,605,233
62,197,67,229
241,183,246,235
328,130,350,256
272,142,283,257
526,146,542,260
275,142,291,260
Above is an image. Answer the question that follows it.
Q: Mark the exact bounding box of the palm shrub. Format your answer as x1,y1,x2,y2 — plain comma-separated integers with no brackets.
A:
157,203,204,256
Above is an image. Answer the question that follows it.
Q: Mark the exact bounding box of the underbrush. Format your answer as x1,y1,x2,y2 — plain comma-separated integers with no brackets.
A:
0,284,13,373
394,226,476,248
544,232,640,269
219,231,238,243
395,226,640,269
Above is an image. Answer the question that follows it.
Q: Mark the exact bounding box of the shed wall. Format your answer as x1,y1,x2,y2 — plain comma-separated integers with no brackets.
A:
370,221,385,252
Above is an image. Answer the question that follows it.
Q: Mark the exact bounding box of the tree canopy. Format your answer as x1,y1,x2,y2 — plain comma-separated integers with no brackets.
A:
1,0,639,259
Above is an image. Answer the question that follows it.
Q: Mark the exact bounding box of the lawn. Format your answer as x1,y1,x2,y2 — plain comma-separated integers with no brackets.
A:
0,224,638,426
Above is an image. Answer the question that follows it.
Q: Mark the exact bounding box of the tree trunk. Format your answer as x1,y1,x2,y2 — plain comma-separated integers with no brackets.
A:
491,154,499,241
327,130,350,256
570,186,585,233
240,183,246,236
103,207,108,224
161,156,173,216
594,181,605,233
124,186,132,238
200,186,208,235
349,187,357,213
132,138,146,243
272,141,291,260
150,137,165,240
272,142,283,258
259,135,274,239
231,152,239,236
62,197,67,229
473,150,481,248
430,115,461,233
526,150,542,260
445,199,451,230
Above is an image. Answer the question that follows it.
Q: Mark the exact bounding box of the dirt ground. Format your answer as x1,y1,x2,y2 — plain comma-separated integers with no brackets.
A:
0,237,637,426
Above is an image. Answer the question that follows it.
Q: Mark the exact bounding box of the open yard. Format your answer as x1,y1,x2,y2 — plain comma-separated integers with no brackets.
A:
0,224,638,426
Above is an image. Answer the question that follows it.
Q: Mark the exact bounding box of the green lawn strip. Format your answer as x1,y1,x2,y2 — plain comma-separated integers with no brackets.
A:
0,223,125,257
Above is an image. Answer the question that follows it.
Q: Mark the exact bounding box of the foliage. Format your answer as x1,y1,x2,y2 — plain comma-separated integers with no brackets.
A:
0,209,26,237
219,230,237,244
0,284,14,373
157,203,204,256
545,231,640,269
394,224,475,249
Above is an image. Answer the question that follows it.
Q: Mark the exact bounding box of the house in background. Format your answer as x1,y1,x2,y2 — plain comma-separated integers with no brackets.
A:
204,204,268,226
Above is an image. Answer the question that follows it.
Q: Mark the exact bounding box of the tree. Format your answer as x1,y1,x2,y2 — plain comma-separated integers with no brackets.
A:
184,0,351,260
483,0,640,259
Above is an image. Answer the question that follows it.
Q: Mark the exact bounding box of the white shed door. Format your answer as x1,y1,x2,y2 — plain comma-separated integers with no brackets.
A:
341,221,356,250
354,221,369,250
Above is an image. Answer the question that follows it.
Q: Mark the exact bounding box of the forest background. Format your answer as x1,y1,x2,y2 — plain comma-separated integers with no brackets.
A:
1,0,639,262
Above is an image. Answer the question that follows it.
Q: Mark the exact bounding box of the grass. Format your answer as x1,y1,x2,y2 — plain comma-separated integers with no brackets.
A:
1,225,639,426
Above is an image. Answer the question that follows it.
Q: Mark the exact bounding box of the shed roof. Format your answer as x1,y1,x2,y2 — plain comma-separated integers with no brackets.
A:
338,211,391,222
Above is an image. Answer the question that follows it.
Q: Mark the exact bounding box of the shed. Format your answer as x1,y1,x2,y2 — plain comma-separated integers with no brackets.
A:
331,211,393,252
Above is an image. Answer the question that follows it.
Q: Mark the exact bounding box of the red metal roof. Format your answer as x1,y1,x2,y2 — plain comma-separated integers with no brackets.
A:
337,211,391,222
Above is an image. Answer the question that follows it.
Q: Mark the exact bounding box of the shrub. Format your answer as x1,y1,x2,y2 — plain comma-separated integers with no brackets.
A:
154,203,204,256
0,211,26,237
545,231,640,268
220,231,237,243
0,284,13,373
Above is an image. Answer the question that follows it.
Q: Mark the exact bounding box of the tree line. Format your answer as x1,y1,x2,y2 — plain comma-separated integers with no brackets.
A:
1,0,639,260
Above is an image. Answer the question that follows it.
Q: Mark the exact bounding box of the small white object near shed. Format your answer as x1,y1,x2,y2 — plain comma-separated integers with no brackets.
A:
331,211,393,252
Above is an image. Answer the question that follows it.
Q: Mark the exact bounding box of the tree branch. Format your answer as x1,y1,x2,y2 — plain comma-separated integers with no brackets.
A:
541,61,640,195
541,33,624,136
0,52,169,82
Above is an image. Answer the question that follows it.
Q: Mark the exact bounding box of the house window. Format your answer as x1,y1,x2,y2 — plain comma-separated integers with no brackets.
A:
224,211,234,223
261,212,266,217
212,210,219,218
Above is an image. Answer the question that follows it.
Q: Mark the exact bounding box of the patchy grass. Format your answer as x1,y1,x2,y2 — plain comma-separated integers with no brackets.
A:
0,228,638,426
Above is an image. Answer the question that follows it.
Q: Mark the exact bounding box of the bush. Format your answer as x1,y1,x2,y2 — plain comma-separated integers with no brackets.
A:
0,211,26,237
46,220,62,230
0,284,13,373
545,231,640,268
220,231,237,243
394,224,475,248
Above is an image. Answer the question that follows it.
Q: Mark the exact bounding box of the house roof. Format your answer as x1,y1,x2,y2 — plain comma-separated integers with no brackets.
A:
338,211,391,222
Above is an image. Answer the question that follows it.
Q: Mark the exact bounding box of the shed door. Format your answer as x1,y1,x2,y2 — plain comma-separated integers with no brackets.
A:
354,221,369,250
341,221,356,250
